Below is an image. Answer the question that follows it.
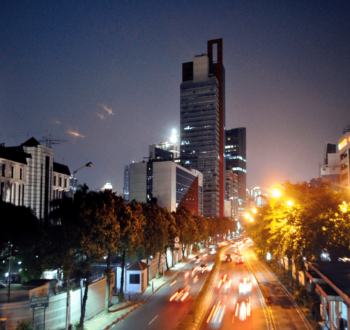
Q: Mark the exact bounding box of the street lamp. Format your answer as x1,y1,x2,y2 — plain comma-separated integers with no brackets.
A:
72,162,93,201
271,188,281,198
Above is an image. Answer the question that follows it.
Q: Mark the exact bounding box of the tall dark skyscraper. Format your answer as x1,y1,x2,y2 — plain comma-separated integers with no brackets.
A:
225,127,246,218
180,39,225,218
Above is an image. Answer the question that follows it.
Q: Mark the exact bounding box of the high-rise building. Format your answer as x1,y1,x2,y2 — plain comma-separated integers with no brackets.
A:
225,170,238,220
123,165,130,203
180,39,225,218
225,127,246,219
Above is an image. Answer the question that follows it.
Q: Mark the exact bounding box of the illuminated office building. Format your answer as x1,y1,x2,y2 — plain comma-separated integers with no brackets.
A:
180,39,225,218
225,127,246,219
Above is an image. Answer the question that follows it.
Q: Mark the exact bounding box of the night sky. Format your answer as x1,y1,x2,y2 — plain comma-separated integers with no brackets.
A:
1,0,350,194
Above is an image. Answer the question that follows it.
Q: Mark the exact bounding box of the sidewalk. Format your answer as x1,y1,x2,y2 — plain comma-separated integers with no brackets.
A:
85,250,206,330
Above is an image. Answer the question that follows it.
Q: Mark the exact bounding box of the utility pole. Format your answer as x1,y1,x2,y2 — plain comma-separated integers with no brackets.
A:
7,243,12,303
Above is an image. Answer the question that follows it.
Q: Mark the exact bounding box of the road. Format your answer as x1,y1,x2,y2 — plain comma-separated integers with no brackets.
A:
244,248,311,330
111,251,217,330
200,245,267,330
199,244,311,330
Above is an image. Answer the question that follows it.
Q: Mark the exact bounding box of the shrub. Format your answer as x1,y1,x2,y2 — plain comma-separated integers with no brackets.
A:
16,321,33,330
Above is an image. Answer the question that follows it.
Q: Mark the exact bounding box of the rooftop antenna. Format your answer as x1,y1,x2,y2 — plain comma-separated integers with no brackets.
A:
39,132,69,148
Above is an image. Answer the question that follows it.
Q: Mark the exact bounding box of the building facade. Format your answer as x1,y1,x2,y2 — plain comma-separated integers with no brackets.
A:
129,160,203,215
2,137,70,225
0,145,28,206
225,127,246,218
225,170,238,220
180,39,225,218
123,165,130,203
338,126,350,191
320,143,340,190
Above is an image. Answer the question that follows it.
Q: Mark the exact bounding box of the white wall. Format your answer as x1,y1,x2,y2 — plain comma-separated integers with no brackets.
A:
129,162,147,203
0,276,114,330
153,162,176,212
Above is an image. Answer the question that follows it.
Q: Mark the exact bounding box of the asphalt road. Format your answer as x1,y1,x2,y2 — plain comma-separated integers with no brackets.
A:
110,252,217,330
199,245,267,330
244,249,311,330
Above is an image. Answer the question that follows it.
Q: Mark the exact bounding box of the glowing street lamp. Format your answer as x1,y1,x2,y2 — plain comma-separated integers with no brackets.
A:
286,200,294,206
252,208,257,214
244,212,250,220
72,162,93,201
272,188,281,198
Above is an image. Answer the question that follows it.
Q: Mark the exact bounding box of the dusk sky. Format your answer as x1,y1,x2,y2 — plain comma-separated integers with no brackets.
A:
1,0,350,194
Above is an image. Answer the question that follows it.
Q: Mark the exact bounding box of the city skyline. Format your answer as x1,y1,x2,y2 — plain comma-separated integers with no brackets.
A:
1,0,350,195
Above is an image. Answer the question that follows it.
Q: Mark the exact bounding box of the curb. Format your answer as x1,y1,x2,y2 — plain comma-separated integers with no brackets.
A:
102,252,206,330
104,302,143,330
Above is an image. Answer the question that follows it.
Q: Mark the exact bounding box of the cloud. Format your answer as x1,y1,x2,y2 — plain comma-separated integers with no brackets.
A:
96,113,106,120
102,105,114,115
67,130,85,138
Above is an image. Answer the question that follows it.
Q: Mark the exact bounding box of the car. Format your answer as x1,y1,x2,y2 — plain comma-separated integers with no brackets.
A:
191,265,200,277
233,296,251,322
199,263,208,273
210,248,217,255
217,274,231,292
206,296,228,328
225,253,232,262
194,255,201,263
239,277,252,294
169,285,191,302
236,255,244,264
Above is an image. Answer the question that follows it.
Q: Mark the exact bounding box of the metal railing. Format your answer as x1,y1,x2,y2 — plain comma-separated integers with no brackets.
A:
0,290,29,303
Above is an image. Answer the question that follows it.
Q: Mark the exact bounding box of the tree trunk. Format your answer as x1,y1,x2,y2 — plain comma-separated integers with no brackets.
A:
164,246,169,271
156,252,161,279
120,250,126,295
80,274,90,329
182,244,185,261
66,270,71,330
104,251,111,313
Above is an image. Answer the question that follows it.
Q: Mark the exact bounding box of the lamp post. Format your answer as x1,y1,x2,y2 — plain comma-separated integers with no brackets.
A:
72,162,93,201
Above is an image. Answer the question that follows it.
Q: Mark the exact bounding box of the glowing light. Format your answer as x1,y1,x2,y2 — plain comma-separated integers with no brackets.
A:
218,280,223,289
207,305,216,323
102,105,114,115
235,303,239,316
272,188,281,198
67,130,85,138
249,217,254,222
339,139,347,150
181,292,189,301
286,200,293,206
170,129,177,143
213,301,221,322
219,305,226,323
170,292,178,301
170,280,177,287
96,113,106,120
252,208,257,213
244,213,250,219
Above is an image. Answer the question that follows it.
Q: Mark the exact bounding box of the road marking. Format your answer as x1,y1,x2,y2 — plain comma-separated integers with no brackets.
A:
148,315,158,325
